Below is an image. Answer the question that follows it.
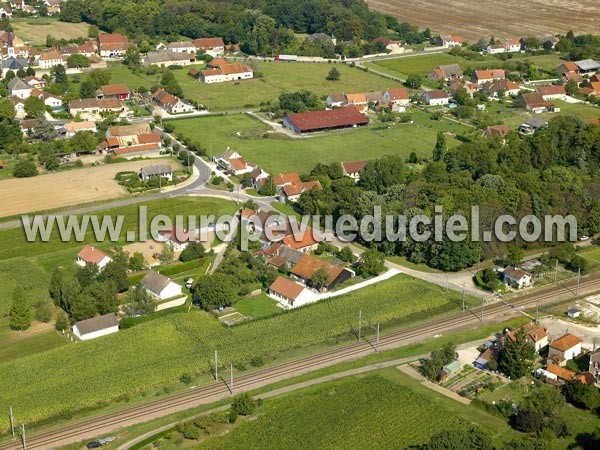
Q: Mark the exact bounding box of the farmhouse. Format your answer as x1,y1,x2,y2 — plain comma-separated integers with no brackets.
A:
574,59,600,74
268,276,312,309
97,84,130,100
383,87,410,106
283,107,368,134
506,323,548,352
538,85,567,100
99,133,163,159
482,79,521,98
140,271,183,301
520,92,553,113
345,93,368,112
38,48,63,70
424,89,449,106
325,93,347,109
76,245,113,269
342,160,367,182
97,33,132,57
68,98,127,121
290,254,353,292
200,60,253,83
281,228,320,253
107,123,151,138
280,179,322,203
139,164,173,182
152,88,195,114
503,265,532,288
73,313,119,341
427,64,463,82
472,69,506,85
548,333,583,365
193,37,225,57
215,149,252,175
259,242,304,270
167,41,196,53
144,50,194,67
372,37,402,52
519,117,548,135
439,35,463,48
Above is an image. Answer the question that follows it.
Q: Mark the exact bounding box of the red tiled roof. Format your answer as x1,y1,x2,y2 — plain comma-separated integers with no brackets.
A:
98,34,129,44
507,323,548,344
561,61,579,72
342,161,367,174
269,276,305,299
113,144,160,155
282,228,320,250
290,254,344,286
193,37,225,49
426,89,448,99
285,107,368,132
538,85,566,96
77,245,110,264
474,69,506,80
486,125,510,138
546,364,576,380
101,84,129,96
137,133,162,144
386,87,409,100
273,172,301,187
550,334,582,351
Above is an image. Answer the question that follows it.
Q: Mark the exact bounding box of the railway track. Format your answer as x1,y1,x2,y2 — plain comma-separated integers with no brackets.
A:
2,273,599,450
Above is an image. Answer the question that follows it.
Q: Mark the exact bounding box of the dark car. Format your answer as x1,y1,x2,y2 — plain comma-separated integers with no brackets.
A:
87,442,101,449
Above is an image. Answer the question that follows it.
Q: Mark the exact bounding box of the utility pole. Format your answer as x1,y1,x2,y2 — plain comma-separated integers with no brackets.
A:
10,406,14,438
536,299,539,324
554,258,558,285
214,350,218,382
462,282,466,311
230,363,234,395
576,267,581,296
20,424,26,450
376,323,380,353
358,309,362,341
480,297,485,321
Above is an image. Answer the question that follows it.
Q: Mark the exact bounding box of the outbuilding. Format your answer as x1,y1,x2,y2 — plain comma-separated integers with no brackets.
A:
73,313,119,341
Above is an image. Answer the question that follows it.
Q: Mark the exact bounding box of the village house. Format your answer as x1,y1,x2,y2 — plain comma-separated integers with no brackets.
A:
193,37,225,57
484,125,510,140
472,69,506,85
427,63,463,82
486,44,505,54
67,98,127,122
537,364,577,384
97,33,132,58
24,76,47,89
342,160,367,182
383,87,410,107
140,271,182,301
40,91,63,109
283,107,369,134
365,91,386,108
215,148,252,175
280,180,322,204
439,35,463,48
556,61,579,75
7,77,32,99
200,60,253,83
259,242,304,270
506,322,549,352
73,313,119,341
325,93,347,109
502,265,532,288
38,48,63,70
548,333,583,365
345,93,368,112
424,89,449,106
268,276,313,309
97,84,130,100
99,134,163,159
156,226,198,252
505,39,522,52
281,229,320,253
143,50,194,67
0,5,12,17
538,85,567,101
139,164,173,182
290,254,353,292
519,117,548,135
1,57,28,77
152,88,195,114
482,79,521,98
76,245,113,270
11,96,25,119
249,166,269,190
521,92,555,113
65,121,96,137
166,41,196,53
372,37,402,52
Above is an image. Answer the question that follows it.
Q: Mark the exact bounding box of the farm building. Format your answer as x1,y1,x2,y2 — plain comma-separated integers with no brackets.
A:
519,117,548,135
140,270,183,300
139,164,173,182
424,89,449,106
73,313,119,341
76,245,112,270
268,276,312,309
290,254,354,292
283,107,368,134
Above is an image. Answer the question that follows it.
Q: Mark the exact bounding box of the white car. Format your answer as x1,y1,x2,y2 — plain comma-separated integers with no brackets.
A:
98,437,116,445
579,236,590,241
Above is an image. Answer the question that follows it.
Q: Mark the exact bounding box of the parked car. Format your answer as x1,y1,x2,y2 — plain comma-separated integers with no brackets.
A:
579,235,590,241
99,436,116,445
87,442,101,449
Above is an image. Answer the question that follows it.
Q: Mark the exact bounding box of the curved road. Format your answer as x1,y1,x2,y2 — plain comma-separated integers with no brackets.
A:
2,273,600,450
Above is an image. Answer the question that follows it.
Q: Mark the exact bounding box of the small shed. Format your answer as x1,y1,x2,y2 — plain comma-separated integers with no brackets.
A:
567,308,581,319
73,313,119,341
438,360,462,381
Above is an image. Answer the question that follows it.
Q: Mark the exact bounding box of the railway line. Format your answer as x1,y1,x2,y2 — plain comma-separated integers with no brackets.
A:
2,273,599,450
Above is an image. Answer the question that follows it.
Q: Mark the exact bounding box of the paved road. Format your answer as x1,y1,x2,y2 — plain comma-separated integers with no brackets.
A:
3,273,600,450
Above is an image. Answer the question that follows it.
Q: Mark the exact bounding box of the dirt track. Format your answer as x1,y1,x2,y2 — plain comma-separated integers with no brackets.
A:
367,0,600,42
0,159,179,218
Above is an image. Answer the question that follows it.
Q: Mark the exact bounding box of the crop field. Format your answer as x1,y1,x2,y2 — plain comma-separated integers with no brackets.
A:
167,111,472,173
0,158,183,218
0,259,50,315
0,273,475,430
366,0,599,42
87,61,397,111
10,18,90,45
203,371,508,449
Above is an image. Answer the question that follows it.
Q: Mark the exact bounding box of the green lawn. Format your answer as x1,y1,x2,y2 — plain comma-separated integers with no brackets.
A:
552,100,600,120
202,369,514,449
235,293,281,319
167,110,473,174
0,156,14,180
0,318,67,365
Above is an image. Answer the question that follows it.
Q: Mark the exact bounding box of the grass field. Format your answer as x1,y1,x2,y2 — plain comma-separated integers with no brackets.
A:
10,18,90,45
0,273,478,430
367,53,563,79
202,369,512,449
166,111,472,173
0,318,67,365
234,294,281,319
77,61,398,111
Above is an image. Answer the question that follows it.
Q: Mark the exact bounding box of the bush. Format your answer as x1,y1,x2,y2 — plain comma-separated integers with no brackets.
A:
13,159,38,178
232,392,256,416
179,373,193,385
182,423,202,440
250,355,264,367
228,409,238,424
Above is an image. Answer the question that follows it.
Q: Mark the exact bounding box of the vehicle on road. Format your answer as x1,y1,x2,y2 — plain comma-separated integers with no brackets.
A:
275,54,298,62
99,436,116,444
87,442,101,449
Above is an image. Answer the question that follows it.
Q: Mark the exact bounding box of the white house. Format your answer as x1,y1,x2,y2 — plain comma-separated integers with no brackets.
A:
424,89,449,106
42,92,62,108
73,313,119,341
65,121,97,137
325,93,347,109
200,63,253,83
38,49,63,70
140,271,183,301
538,85,567,101
215,148,252,175
487,44,505,54
156,227,198,252
503,266,532,288
166,41,196,53
76,245,112,270
439,34,463,48
505,39,522,53
383,87,410,106
548,333,583,364
342,161,367,182
7,78,32,99
140,164,173,182
268,276,313,309
506,323,548,352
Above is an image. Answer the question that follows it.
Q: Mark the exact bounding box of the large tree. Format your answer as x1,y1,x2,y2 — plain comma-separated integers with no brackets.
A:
499,329,536,378
193,274,237,310
9,287,32,330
